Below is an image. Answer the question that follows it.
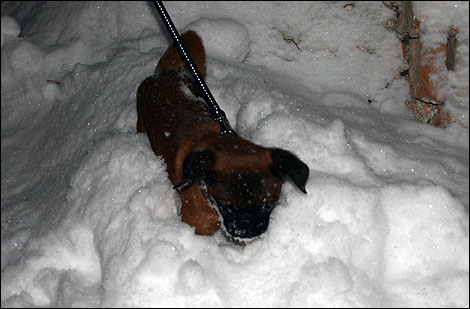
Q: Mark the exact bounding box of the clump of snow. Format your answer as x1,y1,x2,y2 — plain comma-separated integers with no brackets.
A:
185,17,250,63
1,15,20,47
414,1,469,48
1,1,469,308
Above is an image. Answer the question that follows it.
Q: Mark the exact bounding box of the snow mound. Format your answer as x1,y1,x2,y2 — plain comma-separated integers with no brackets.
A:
1,15,20,47
185,17,250,62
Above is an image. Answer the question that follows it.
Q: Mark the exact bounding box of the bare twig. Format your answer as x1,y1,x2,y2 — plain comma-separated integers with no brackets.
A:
446,27,458,71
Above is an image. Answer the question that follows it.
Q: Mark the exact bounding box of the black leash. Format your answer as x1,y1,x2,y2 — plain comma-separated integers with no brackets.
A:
152,1,237,136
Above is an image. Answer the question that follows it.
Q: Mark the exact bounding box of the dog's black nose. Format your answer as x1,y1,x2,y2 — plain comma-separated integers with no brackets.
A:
224,213,269,239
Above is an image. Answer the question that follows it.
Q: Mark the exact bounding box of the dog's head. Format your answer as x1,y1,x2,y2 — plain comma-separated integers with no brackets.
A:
175,146,309,240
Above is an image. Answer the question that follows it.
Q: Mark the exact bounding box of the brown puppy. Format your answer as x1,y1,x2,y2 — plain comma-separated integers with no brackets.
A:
137,31,309,240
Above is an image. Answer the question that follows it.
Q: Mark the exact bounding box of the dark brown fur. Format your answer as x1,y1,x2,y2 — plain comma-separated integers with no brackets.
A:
137,31,308,239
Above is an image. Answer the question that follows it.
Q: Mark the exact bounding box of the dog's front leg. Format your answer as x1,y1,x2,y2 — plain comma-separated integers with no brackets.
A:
179,183,219,235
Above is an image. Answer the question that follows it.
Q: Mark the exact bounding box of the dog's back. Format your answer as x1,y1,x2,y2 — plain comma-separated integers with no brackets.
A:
137,31,218,183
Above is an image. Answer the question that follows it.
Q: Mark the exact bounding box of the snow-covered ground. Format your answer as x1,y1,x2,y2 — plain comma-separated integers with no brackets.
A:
1,1,468,307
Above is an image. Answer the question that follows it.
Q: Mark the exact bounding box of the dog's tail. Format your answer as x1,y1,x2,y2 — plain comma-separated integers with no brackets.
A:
157,30,206,78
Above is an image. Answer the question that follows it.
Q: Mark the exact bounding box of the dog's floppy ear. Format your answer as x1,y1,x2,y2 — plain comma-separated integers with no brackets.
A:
270,148,309,194
174,150,215,190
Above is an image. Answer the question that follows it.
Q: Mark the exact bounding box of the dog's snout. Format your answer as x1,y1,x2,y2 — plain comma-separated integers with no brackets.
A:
223,212,269,239
240,213,252,225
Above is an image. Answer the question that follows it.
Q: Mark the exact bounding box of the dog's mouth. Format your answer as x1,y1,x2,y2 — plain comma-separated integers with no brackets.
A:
213,200,275,241
222,213,269,240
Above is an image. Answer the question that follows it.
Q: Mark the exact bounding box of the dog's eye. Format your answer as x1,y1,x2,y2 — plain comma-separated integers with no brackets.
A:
204,171,217,186
259,202,275,214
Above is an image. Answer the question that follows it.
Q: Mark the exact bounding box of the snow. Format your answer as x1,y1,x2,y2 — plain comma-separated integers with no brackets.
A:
186,18,250,62
1,1,469,307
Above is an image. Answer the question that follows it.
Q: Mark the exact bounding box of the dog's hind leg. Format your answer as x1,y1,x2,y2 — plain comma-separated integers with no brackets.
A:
136,76,153,133
136,112,147,133
156,30,206,78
